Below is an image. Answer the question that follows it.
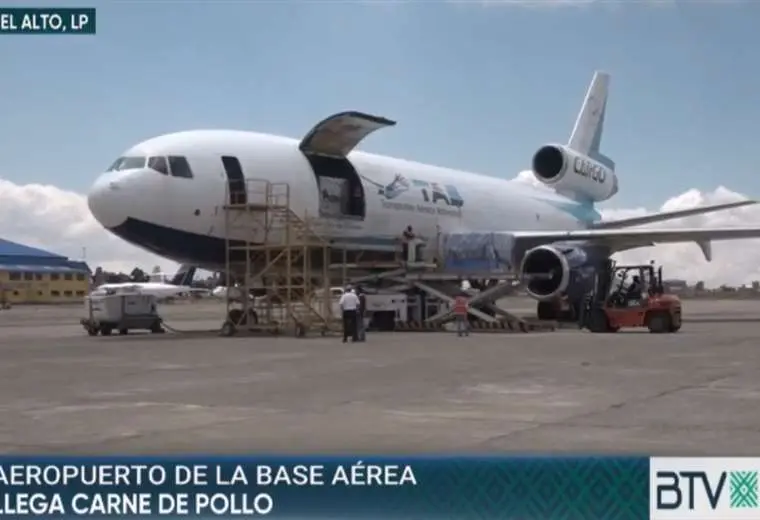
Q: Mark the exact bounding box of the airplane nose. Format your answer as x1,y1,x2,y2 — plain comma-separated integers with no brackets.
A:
87,175,128,228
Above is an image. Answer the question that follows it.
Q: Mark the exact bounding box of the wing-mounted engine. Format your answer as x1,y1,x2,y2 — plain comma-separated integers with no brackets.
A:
531,144,618,203
519,244,605,302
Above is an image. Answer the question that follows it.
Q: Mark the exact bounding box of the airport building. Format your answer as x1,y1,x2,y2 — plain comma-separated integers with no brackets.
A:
0,238,91,304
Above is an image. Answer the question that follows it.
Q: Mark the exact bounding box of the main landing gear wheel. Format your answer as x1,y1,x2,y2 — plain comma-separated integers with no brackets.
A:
536,301,556,321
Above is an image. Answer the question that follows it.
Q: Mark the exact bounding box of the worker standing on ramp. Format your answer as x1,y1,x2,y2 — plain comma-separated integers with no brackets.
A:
339,286,360,343
401,226,415,264
453,291,470,337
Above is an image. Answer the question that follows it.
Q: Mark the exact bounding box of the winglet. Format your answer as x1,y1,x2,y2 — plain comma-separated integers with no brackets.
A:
697,240,712,262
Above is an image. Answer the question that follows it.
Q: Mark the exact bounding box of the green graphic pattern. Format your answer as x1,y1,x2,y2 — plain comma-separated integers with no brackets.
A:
730,471,759,508
363,457,649,519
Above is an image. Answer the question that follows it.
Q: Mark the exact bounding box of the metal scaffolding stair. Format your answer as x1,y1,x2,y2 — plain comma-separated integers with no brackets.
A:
221,179,338,336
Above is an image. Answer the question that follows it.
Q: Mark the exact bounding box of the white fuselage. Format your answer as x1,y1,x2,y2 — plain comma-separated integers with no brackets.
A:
87,131,598,271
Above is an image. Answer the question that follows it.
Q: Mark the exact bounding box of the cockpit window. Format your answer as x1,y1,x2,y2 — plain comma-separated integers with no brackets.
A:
148,156,169,175
168,156,194,179
107,156,147,171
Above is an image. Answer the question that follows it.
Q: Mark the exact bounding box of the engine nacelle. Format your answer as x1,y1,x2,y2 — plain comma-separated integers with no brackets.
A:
519,244,596,301
531,144,618,202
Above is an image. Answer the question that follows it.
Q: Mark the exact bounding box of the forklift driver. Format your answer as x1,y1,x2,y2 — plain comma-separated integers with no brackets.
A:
607,271,626,307
625,275,643,304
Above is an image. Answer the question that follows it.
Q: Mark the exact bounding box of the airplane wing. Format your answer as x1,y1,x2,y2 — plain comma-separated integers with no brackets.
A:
590,200,757,229
511,226,760,258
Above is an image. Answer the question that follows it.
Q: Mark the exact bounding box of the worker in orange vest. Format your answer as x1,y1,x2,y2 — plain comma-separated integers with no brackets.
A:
453,292,470,337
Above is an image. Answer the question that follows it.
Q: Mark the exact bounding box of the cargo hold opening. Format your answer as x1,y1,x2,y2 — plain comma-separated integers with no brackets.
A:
298,111,396,221
305,153,365,219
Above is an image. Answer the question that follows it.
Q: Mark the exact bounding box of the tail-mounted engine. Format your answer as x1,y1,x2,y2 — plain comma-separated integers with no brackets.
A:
519,244,599,302
531,144,618,202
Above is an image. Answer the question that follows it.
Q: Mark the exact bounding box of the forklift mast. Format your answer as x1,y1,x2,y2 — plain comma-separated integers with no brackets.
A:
590,259,615,306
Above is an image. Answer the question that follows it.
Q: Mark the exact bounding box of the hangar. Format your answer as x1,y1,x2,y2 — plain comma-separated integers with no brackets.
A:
0,238,91,304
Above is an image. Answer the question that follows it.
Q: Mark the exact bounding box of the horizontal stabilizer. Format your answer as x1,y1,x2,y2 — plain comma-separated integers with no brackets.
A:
591,200,757,229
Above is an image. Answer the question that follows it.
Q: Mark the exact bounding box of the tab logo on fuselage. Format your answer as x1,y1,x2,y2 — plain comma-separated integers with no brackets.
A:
361,174,464,209
573,157,607,184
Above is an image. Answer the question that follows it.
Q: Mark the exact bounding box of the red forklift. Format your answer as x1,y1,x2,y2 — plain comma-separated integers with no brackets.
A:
579,260,682,333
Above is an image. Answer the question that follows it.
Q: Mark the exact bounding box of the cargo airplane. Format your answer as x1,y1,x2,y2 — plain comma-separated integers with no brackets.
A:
87,71,760,321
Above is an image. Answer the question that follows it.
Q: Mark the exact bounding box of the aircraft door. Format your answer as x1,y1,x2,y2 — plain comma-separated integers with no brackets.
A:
221,156,247,205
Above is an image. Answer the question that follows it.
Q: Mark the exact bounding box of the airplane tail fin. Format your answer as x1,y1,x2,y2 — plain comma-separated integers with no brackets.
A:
567,71,615,172
169,265,196,286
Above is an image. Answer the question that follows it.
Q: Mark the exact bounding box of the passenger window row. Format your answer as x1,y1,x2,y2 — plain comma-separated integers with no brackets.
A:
107,156,193,178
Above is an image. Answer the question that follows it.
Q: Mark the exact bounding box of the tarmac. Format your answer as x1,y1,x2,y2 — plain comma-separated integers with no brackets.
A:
0,297,759,455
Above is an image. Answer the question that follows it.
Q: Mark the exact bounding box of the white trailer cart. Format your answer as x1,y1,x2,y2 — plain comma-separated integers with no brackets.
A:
81,292,165,336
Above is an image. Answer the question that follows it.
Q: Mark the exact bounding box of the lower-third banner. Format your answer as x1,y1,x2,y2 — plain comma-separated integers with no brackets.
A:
0,456,648,519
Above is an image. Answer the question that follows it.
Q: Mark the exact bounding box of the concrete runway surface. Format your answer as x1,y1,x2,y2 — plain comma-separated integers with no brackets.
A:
0,297,758,454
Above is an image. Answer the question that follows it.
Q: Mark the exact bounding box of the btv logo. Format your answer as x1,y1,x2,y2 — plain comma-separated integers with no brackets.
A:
651,458,760,519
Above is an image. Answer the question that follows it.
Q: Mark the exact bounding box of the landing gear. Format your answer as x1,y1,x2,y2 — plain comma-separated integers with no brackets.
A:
537,301,556,321
536,299,579,322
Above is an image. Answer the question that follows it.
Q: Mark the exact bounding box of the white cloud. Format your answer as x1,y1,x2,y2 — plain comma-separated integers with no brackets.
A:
514,171,760,287
0,178,175,275
3,175,760,287
514,169,553,190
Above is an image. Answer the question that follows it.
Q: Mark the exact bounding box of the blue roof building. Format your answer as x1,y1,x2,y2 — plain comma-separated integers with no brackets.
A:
0,238,91,274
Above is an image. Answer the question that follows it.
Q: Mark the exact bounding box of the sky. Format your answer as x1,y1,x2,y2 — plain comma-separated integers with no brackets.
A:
2,0,760,286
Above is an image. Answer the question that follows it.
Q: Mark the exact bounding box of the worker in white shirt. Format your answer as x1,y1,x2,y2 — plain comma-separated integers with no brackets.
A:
338,286,360,343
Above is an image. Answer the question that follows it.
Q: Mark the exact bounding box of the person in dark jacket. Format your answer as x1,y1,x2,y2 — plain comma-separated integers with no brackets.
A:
356,286,367,341
625,275,643,304
401,226,415,263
